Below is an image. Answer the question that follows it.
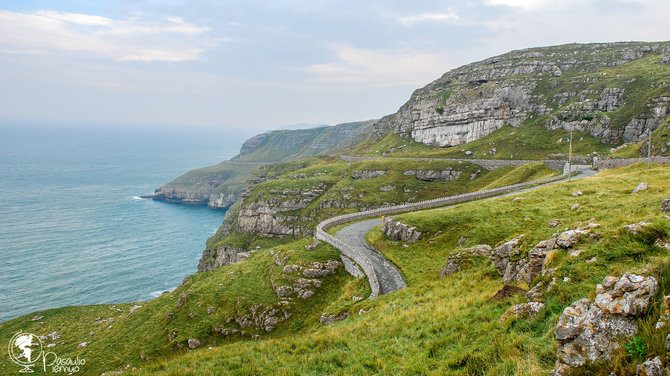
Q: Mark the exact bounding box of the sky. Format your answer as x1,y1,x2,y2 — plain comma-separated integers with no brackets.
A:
1,0,669,132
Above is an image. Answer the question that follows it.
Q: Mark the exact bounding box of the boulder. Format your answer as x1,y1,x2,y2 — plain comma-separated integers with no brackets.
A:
556,230,588,248
635,357,664,376
632,182,648,194
187,338,201,349
594,272,658,316
662,198,670,213
553,273,658,375
319,312,349,325
305,239,321,251
548,220,561,228
624,221,652,234
500,302,545,322
381,219,421,243
490,237,522,276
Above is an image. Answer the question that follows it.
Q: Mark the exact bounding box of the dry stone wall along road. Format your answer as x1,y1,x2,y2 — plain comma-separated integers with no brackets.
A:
339,155,573,171
316,163,598,299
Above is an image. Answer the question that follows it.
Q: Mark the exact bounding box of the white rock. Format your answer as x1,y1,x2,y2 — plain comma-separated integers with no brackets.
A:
632,182,648,194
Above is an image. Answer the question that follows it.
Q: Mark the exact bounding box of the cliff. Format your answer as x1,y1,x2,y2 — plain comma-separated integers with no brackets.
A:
373,41,670,148
147,121,374,208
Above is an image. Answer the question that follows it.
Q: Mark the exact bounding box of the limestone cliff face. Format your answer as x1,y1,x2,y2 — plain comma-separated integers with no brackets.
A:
375,42,670,147
198,245,248,272
236,183,328,237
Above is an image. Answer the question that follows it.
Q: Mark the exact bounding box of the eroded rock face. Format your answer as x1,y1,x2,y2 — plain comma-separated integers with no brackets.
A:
236,183,327,237
594,273,658,316
403,169,462,181
382,219,421,243
372,43,668,147
198,245,248,272
352,170,387,179
491,237,522,276
553,273,658,375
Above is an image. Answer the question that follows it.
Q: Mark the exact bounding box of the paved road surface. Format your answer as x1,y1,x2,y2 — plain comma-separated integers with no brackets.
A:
336,218,406,295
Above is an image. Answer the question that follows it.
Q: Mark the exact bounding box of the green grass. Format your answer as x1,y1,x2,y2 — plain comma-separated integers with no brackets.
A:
82,163,667,375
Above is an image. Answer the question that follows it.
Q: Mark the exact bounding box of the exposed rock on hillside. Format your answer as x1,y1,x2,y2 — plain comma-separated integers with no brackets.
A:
553,273,658,375
374,42,670,148
500,302,545,322
236,183,328,237
352,170,387,179
381,219,421,243
403,169,462,181
198,245,248,272
440,245,492,278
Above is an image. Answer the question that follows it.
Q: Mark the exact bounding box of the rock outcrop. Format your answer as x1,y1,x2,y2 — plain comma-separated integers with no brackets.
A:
198,245,248,272
632,182,649,194
235,183,328,237
381,219,421,243
403,169,462,181
662,198,670,213
443,223,600,286
352,170,387,179
440,245,492,278
373,42,670,148
319,312,349,325
553,273,658,375
500,302,545,322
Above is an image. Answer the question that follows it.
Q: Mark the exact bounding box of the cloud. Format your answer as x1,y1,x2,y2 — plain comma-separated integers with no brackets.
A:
484,0,549,11
397,11,459,26
305,44,452,87
0,10,217,62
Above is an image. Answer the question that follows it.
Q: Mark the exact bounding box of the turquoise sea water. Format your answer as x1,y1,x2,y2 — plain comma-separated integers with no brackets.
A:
0,124,247,322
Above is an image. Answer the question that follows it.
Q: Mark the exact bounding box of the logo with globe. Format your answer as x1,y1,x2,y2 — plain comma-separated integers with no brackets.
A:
8,331,43,373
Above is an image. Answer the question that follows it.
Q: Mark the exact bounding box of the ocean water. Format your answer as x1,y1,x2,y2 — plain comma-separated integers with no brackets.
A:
0,124,247,322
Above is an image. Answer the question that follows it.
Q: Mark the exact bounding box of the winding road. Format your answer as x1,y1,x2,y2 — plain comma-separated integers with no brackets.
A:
336,218,406,294
332,164,598,296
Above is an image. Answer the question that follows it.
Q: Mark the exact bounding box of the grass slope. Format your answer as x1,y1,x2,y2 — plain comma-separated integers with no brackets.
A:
206,157,559,252
130,163,670,375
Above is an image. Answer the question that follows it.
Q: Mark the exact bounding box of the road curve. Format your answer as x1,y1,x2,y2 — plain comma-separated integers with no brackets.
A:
332,165,597,296
336,218,406,294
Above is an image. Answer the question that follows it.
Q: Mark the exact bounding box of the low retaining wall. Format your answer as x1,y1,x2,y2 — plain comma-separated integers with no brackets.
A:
594,156,670,170
339,155,573,171
316,170,569,299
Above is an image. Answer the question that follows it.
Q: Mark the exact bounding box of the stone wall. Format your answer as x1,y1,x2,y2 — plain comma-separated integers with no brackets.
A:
594,156,670,169
316,170,568,299
340,155,569,171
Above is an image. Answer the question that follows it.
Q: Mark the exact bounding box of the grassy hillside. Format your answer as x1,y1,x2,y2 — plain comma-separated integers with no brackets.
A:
205,156,559,252
153,121,374,208
129,163,668,375
4,164,667,375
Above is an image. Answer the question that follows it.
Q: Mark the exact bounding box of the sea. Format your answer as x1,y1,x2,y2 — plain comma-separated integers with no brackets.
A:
0,123,251,322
